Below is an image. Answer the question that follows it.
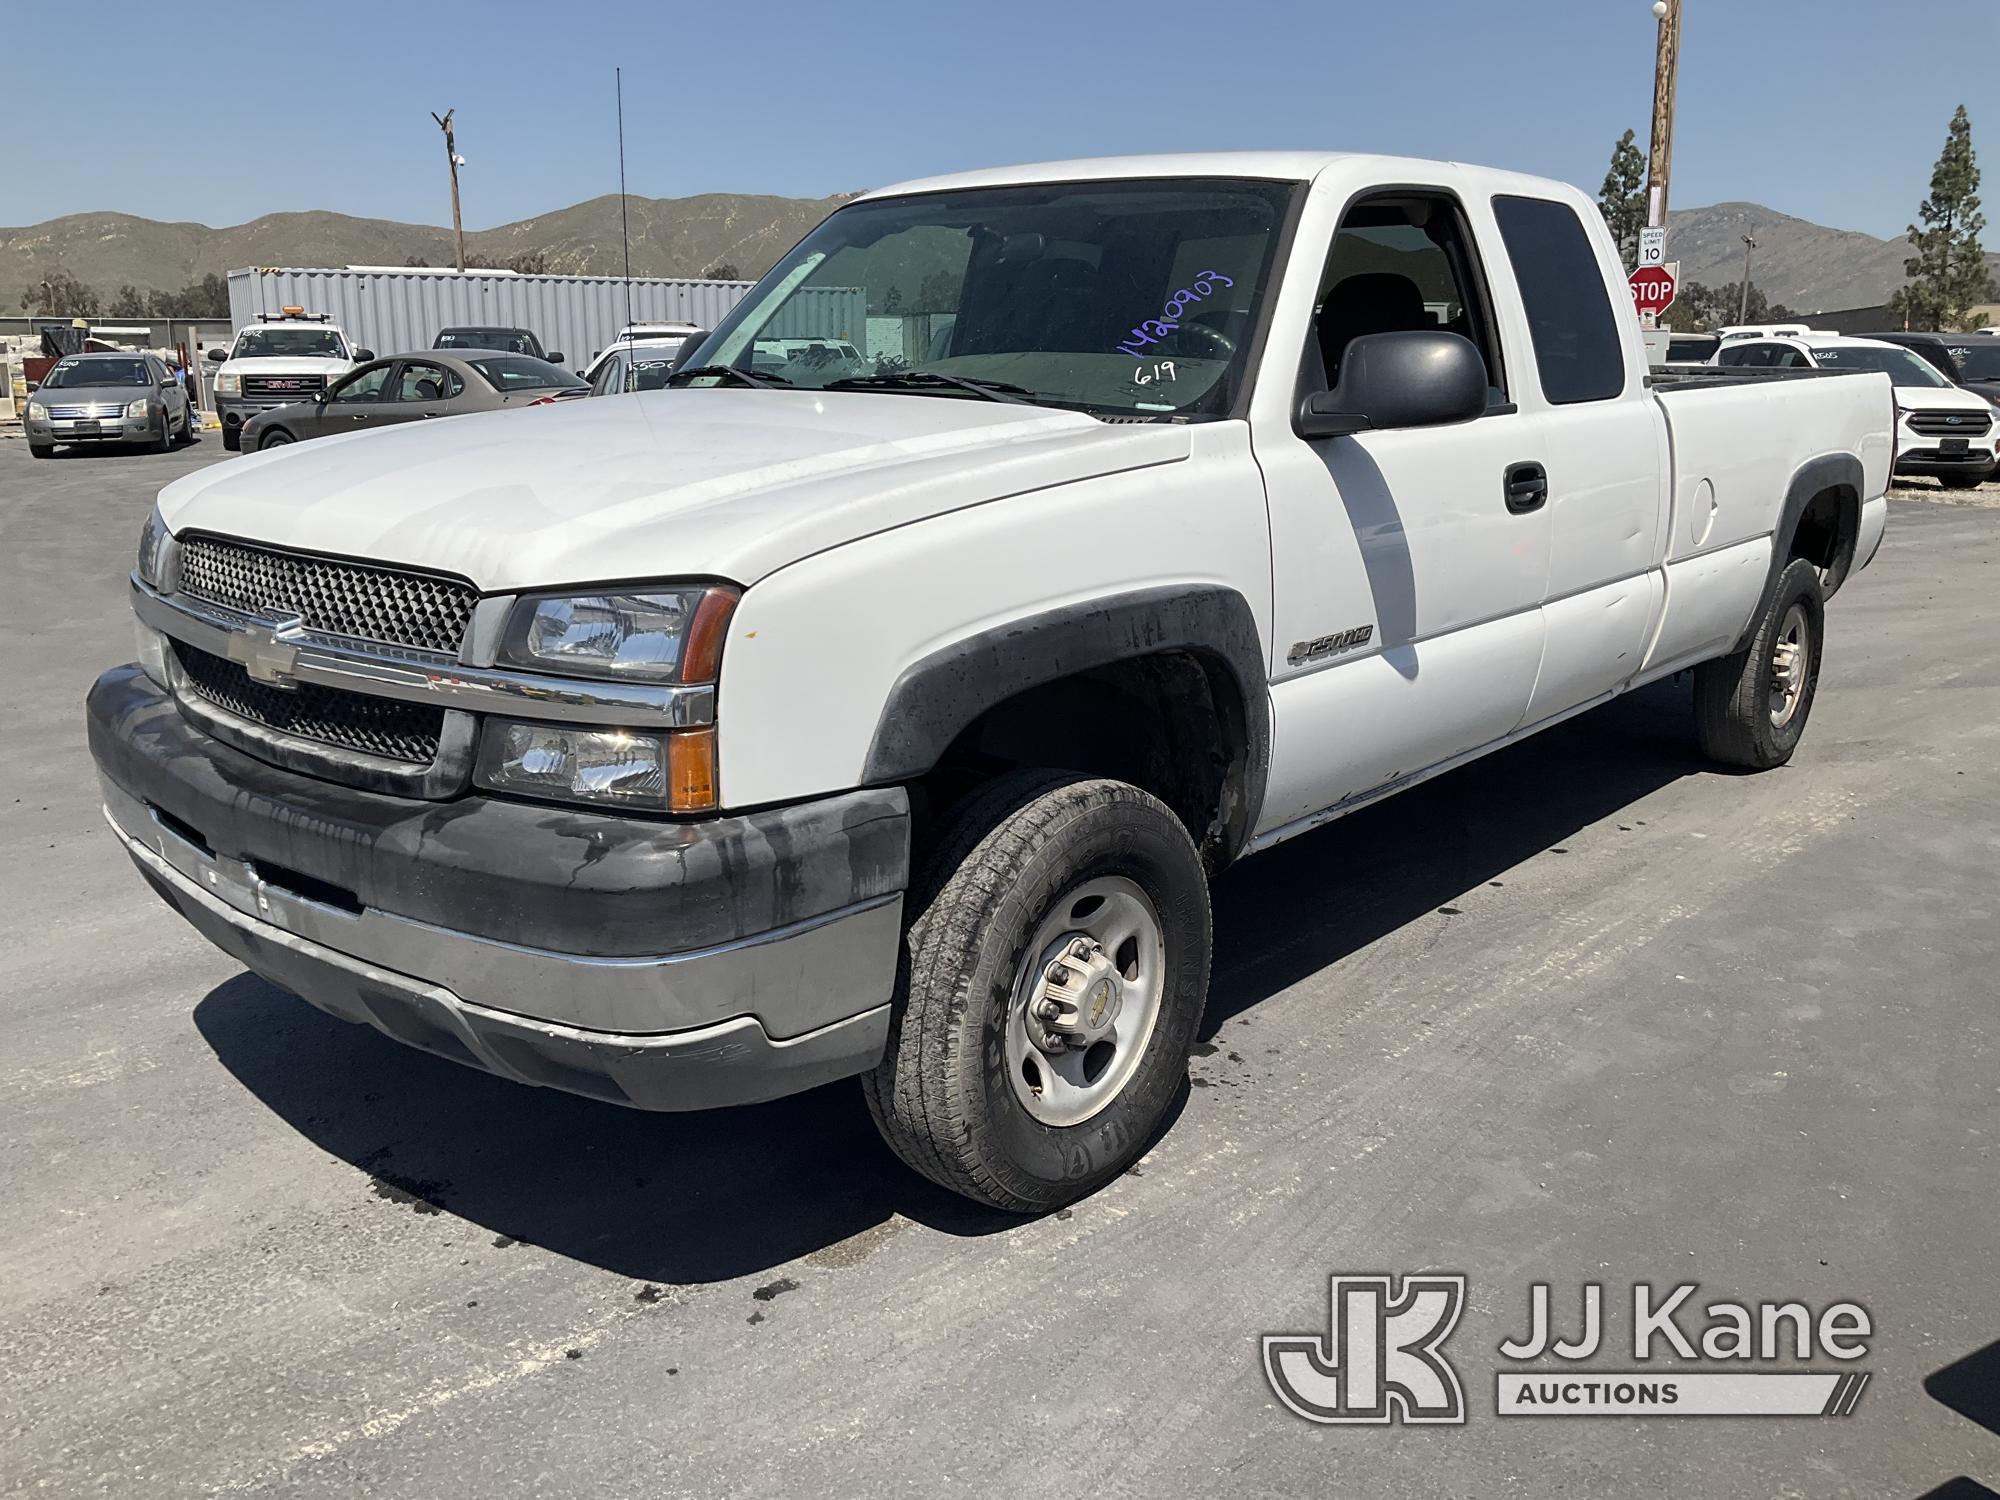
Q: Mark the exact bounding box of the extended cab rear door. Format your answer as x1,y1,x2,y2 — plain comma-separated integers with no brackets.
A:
1248,172,1551,837
1483,191,1668,726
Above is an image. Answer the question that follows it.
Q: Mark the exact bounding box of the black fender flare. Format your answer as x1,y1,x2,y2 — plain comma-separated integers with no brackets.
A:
1736,453,1863,649
860,585,1271,861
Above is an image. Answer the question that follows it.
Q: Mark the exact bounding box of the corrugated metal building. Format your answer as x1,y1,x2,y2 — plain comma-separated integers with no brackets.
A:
225,267,822,367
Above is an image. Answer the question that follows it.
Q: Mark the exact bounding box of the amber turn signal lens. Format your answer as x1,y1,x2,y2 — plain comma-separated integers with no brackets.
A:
680,587,739,685
667,727,718,813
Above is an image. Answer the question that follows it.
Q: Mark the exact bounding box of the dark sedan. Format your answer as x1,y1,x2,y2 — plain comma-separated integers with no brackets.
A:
239,351,587,451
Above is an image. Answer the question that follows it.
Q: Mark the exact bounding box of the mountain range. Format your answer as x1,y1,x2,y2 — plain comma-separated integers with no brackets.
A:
5,190,1997,316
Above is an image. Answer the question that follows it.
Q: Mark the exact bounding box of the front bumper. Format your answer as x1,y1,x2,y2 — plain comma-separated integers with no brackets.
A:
1894,446,1996,478
27,413,154,443
88,666,910,1109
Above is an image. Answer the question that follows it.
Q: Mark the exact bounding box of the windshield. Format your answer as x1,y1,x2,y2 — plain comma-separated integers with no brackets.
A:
232,326,348,359
1811,345,1950,386
466,354,587,391
1667,336,1718,361
437,328,539,354
683,177,1300,417
1948,342,2000,381
42,357,151,388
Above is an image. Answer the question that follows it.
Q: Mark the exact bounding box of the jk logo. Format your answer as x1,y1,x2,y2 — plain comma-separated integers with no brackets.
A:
1262,1273,1467,1425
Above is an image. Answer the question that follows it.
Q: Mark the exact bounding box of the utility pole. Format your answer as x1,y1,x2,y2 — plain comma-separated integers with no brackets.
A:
1738,235,1756,323
1646,0,1682,231
432,109,466,272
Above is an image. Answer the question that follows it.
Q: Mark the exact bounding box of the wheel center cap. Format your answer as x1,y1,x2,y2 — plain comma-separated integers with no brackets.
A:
1027,936,1123,1052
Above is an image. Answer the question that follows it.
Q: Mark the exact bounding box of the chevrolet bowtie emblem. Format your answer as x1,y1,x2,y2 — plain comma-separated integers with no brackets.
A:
227,616,305,689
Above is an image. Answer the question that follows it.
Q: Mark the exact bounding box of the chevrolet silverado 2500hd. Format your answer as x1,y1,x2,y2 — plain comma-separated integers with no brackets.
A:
90,153,1894,1211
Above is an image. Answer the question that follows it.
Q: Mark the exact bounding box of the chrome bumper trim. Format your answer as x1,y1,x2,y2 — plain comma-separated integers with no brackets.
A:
130,577,717,728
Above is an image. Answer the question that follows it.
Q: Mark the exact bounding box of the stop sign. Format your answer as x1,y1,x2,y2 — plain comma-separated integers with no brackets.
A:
1629,264,1677,318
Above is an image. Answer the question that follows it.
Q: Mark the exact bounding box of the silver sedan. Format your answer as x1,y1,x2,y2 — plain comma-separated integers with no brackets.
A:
26,353,196,458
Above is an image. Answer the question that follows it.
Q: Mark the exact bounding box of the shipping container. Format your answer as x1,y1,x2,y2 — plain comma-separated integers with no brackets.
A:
225,267,772,369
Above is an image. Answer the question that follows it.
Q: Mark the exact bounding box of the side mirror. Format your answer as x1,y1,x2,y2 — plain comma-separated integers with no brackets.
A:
1296,330,1489,439
669,331,711,372
353,348,376,363
546,351,565,365
206,347,227,363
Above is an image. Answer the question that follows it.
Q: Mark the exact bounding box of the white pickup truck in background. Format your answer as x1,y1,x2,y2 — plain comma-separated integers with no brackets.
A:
91,152,1892,1212
207,311,373,452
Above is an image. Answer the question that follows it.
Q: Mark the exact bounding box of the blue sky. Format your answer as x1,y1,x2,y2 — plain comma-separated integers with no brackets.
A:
3,0,1995,238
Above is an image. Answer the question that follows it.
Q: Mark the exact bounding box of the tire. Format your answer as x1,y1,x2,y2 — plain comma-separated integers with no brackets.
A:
150,411,172,454
222,427,241,453
258,429,295,451
1939,474,1986,490
29,441,56,459
863,771,1213,1213
1693,557,1825,769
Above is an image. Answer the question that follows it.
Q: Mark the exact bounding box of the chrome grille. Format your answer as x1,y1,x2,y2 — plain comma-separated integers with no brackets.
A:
176,535,477,655
47,403,124,419
1906,409,1993,437
242,374,326,399
172,641,444,764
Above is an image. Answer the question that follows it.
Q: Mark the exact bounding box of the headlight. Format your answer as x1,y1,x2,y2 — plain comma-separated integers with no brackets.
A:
216,372,241,395
27,400,46,420
136,507,170,589
497,585,737,684
126,397,151,421
474,722,718,813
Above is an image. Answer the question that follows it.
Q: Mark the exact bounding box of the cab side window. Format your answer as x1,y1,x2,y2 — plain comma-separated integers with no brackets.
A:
1491,195,1626,404
394,362,464,401
1306,191,1507,407
331,365,393,403
590,352,626,396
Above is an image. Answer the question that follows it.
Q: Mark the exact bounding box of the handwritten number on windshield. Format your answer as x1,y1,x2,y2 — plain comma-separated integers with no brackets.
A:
1115,271,1235,357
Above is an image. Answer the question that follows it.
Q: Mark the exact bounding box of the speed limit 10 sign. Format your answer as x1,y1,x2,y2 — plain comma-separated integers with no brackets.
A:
1638,226,1666,266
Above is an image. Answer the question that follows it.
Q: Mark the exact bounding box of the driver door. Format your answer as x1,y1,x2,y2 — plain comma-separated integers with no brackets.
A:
1253,186,1550,834
317,362,396,436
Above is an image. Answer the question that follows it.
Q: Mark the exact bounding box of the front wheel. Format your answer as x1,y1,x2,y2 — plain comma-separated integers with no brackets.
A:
150,411,172,454
257,429,295,451
1939,473,1988,490
221,426,241,453
1693,557,1825,769
29,441,56,459
864,772,1212,1212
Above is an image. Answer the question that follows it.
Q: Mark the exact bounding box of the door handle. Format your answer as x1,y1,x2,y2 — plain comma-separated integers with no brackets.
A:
1504,461,1548,514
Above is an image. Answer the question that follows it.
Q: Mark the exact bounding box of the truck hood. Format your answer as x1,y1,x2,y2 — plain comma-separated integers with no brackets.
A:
220,356,355,375
1895,381,1991,411
157,390,1191,590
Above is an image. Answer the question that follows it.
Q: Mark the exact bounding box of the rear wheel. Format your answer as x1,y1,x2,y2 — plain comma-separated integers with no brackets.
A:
863,772,1212,1213
1693,557,1824,769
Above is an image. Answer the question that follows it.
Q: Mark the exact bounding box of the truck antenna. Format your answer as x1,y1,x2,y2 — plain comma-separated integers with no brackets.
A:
616,67,633,332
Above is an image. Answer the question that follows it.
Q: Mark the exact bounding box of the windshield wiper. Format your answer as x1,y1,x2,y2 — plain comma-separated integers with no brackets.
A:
822,371,1034,404
665,364,792,389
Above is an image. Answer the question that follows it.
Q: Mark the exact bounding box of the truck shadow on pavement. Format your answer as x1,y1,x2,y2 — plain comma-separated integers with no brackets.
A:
195,675,1720,1286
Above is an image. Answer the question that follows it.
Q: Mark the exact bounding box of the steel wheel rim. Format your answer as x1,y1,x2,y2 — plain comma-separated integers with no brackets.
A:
1769,602,1810,727
1004,875,1166,1127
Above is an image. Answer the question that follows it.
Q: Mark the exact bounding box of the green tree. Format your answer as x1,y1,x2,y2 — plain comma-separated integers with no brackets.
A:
702,262,742,281
1598,128,1649,267
1888,105,1996,331
28,266,100,317
109,284,150,317
1660,280,1794,332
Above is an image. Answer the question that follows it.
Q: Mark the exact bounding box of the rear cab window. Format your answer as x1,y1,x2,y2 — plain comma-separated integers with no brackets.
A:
1491,195,1626,404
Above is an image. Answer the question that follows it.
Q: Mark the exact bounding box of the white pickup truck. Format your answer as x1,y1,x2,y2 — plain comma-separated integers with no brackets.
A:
208,312,372,452
91,153,1893,1212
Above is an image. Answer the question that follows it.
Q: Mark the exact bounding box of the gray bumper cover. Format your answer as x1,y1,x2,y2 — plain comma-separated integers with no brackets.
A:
89,666,909,1110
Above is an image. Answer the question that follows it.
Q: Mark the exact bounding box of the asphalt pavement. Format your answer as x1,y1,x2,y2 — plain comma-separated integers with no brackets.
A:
1,431,1995,1498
